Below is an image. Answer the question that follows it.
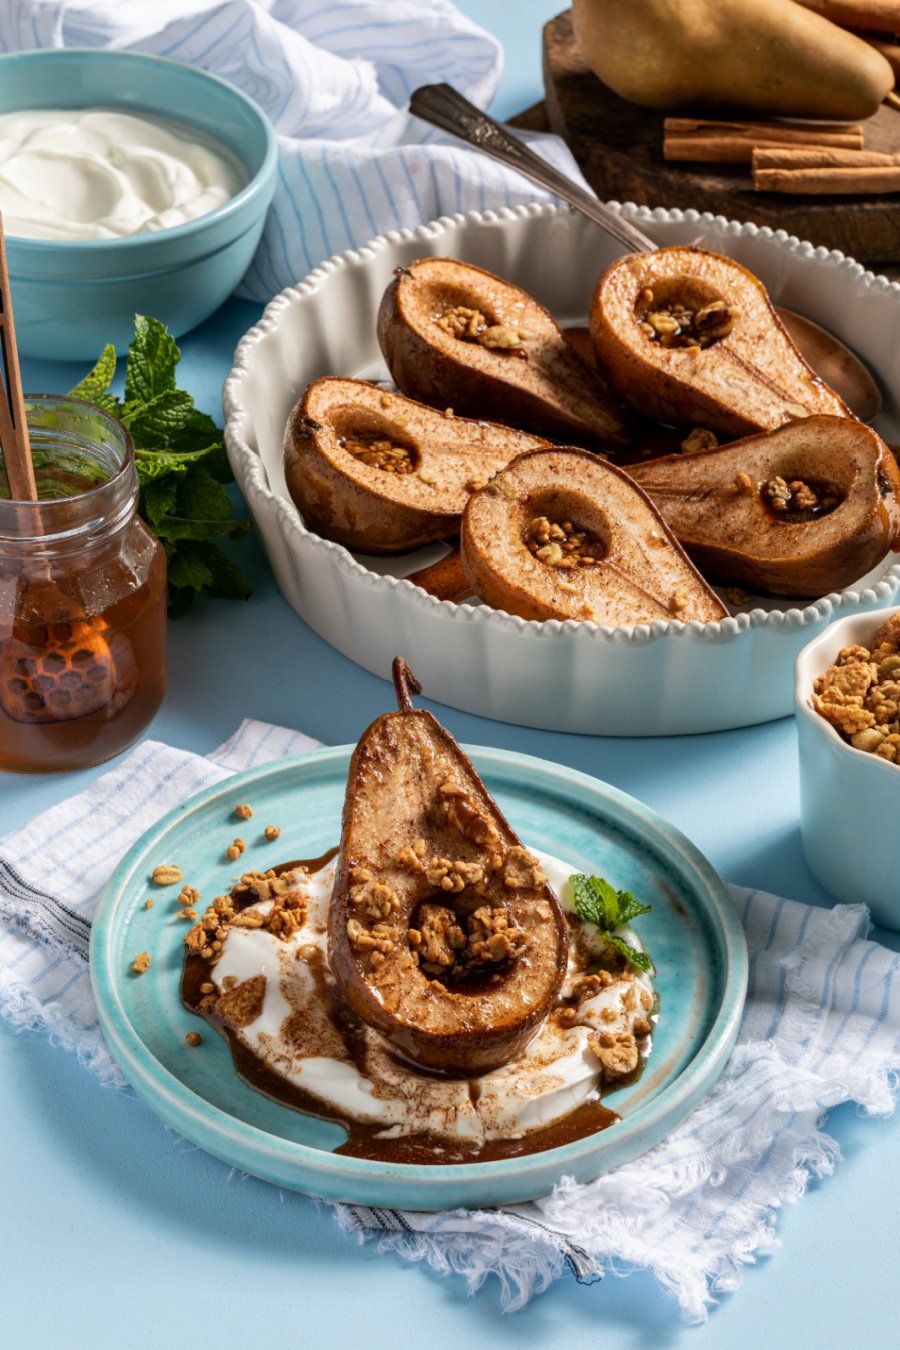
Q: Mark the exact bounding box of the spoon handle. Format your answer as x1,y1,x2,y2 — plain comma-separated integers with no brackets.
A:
409,83,656,256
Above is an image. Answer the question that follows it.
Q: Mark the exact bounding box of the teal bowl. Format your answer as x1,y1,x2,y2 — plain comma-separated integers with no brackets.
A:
0,49,278,360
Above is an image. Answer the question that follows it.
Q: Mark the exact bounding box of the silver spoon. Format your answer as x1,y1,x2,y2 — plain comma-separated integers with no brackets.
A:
409,83,882,424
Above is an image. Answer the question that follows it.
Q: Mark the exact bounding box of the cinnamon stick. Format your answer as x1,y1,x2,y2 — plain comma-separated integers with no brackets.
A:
753,151,900,192
754,147,899,168
663,118,864,163
796,0,900,35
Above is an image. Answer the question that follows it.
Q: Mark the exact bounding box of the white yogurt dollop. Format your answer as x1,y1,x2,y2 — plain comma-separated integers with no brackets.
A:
210,849,655,1145
0,109,245,240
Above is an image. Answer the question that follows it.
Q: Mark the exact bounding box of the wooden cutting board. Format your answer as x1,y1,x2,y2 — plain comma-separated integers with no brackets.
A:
542,8,900,264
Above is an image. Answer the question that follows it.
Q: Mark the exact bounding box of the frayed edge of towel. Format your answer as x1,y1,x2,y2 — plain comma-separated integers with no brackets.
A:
335,1033,900,1322
333,1114,840,1322
0,967,126,1089
331,1204,573,1312
0,889,88,962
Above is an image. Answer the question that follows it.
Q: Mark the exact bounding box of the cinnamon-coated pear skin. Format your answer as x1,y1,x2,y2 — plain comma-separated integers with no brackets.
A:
590,247,850,438
377,257,629,448
572,0,893,119
328,660,568,1075
283,378,547,553
628,416,900,596
460,448,728,624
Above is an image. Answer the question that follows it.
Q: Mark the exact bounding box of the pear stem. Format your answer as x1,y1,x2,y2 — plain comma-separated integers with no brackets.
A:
392,656,422,712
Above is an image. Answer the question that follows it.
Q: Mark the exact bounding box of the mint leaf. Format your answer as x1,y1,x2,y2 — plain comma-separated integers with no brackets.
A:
198,442,234,484
587,875,620,927
166,542,213,593
69,344,117,409
70,315,251,609
602,934,652,973
124,315,180,404
176,466,232,523
572,875,650,929
177,408,220,444
135,457,192,486
122,389,195,442
184,541,252,601
150,514,250,543
610,889,652,926
570,873,652,972
571,874,604,927
141,477,179,527
135,445,220,482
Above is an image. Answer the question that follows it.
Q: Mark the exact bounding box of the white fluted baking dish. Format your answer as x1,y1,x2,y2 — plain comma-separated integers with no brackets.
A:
223,203,900,735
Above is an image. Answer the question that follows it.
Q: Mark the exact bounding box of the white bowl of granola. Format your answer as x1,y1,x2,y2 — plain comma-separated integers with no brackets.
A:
795,607,900,929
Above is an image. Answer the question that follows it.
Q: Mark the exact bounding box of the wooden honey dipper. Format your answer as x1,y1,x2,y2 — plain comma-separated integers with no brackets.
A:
0,213,118,728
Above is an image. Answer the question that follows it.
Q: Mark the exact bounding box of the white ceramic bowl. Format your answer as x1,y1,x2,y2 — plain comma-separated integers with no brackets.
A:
795,607,900,929
224,202,900,736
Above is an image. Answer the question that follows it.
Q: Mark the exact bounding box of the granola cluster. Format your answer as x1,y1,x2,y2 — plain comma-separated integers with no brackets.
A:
588,1030,640,1081
396,837,498,894
637,288,741,350
439,779,500,847
151,864,182,886
680,427,718,454
435,305,526,354
345,916,399,967
183,869,308,960
524,515,606,569
408,899,525,976
811,613,900,761
344,436,415,475
348,866,401,919
501,845,548,891
764,475,836,517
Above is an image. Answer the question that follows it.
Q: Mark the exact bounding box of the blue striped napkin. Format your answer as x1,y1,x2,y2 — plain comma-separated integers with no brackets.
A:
0,0,584,302
1,721,898,1322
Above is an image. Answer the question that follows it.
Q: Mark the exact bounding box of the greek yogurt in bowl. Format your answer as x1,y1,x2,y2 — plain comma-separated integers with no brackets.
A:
0,108,244,241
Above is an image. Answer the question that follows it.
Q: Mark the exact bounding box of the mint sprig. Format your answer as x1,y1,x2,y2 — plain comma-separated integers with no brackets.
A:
571,874,652,972
70,317,251,611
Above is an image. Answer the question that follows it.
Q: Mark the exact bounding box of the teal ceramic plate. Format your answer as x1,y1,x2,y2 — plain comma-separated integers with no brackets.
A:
91,746,748,1209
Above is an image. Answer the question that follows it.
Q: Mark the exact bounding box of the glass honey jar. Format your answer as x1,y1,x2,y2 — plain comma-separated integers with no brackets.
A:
0,395,166,772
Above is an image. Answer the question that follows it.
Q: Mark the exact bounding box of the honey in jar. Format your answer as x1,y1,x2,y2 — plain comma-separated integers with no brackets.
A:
0,395,166,772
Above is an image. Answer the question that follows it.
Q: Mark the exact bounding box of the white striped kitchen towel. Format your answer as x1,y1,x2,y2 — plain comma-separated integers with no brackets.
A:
1,721,899,1322
0,1,584,302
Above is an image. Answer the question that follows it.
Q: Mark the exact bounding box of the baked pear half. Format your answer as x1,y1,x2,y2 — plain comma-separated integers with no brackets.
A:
590,246,851,437
377,256,629,448
284,377,547,553
460,448,728,624
328,659,569,1075
628,416,900,596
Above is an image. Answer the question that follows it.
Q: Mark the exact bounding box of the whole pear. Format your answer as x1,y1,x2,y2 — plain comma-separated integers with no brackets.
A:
571,0,894,120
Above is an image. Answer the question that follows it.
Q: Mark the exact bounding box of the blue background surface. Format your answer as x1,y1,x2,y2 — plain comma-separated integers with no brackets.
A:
3,4,900,1346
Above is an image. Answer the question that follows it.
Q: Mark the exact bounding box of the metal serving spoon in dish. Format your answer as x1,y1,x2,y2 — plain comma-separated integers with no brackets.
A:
409,83,882,425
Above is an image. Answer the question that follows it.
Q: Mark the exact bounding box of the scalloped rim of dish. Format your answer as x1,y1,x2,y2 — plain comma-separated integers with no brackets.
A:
224,201,900,648
795,605,900,778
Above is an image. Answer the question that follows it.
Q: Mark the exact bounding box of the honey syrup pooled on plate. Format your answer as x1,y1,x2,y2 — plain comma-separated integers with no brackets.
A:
181,850,655,1164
